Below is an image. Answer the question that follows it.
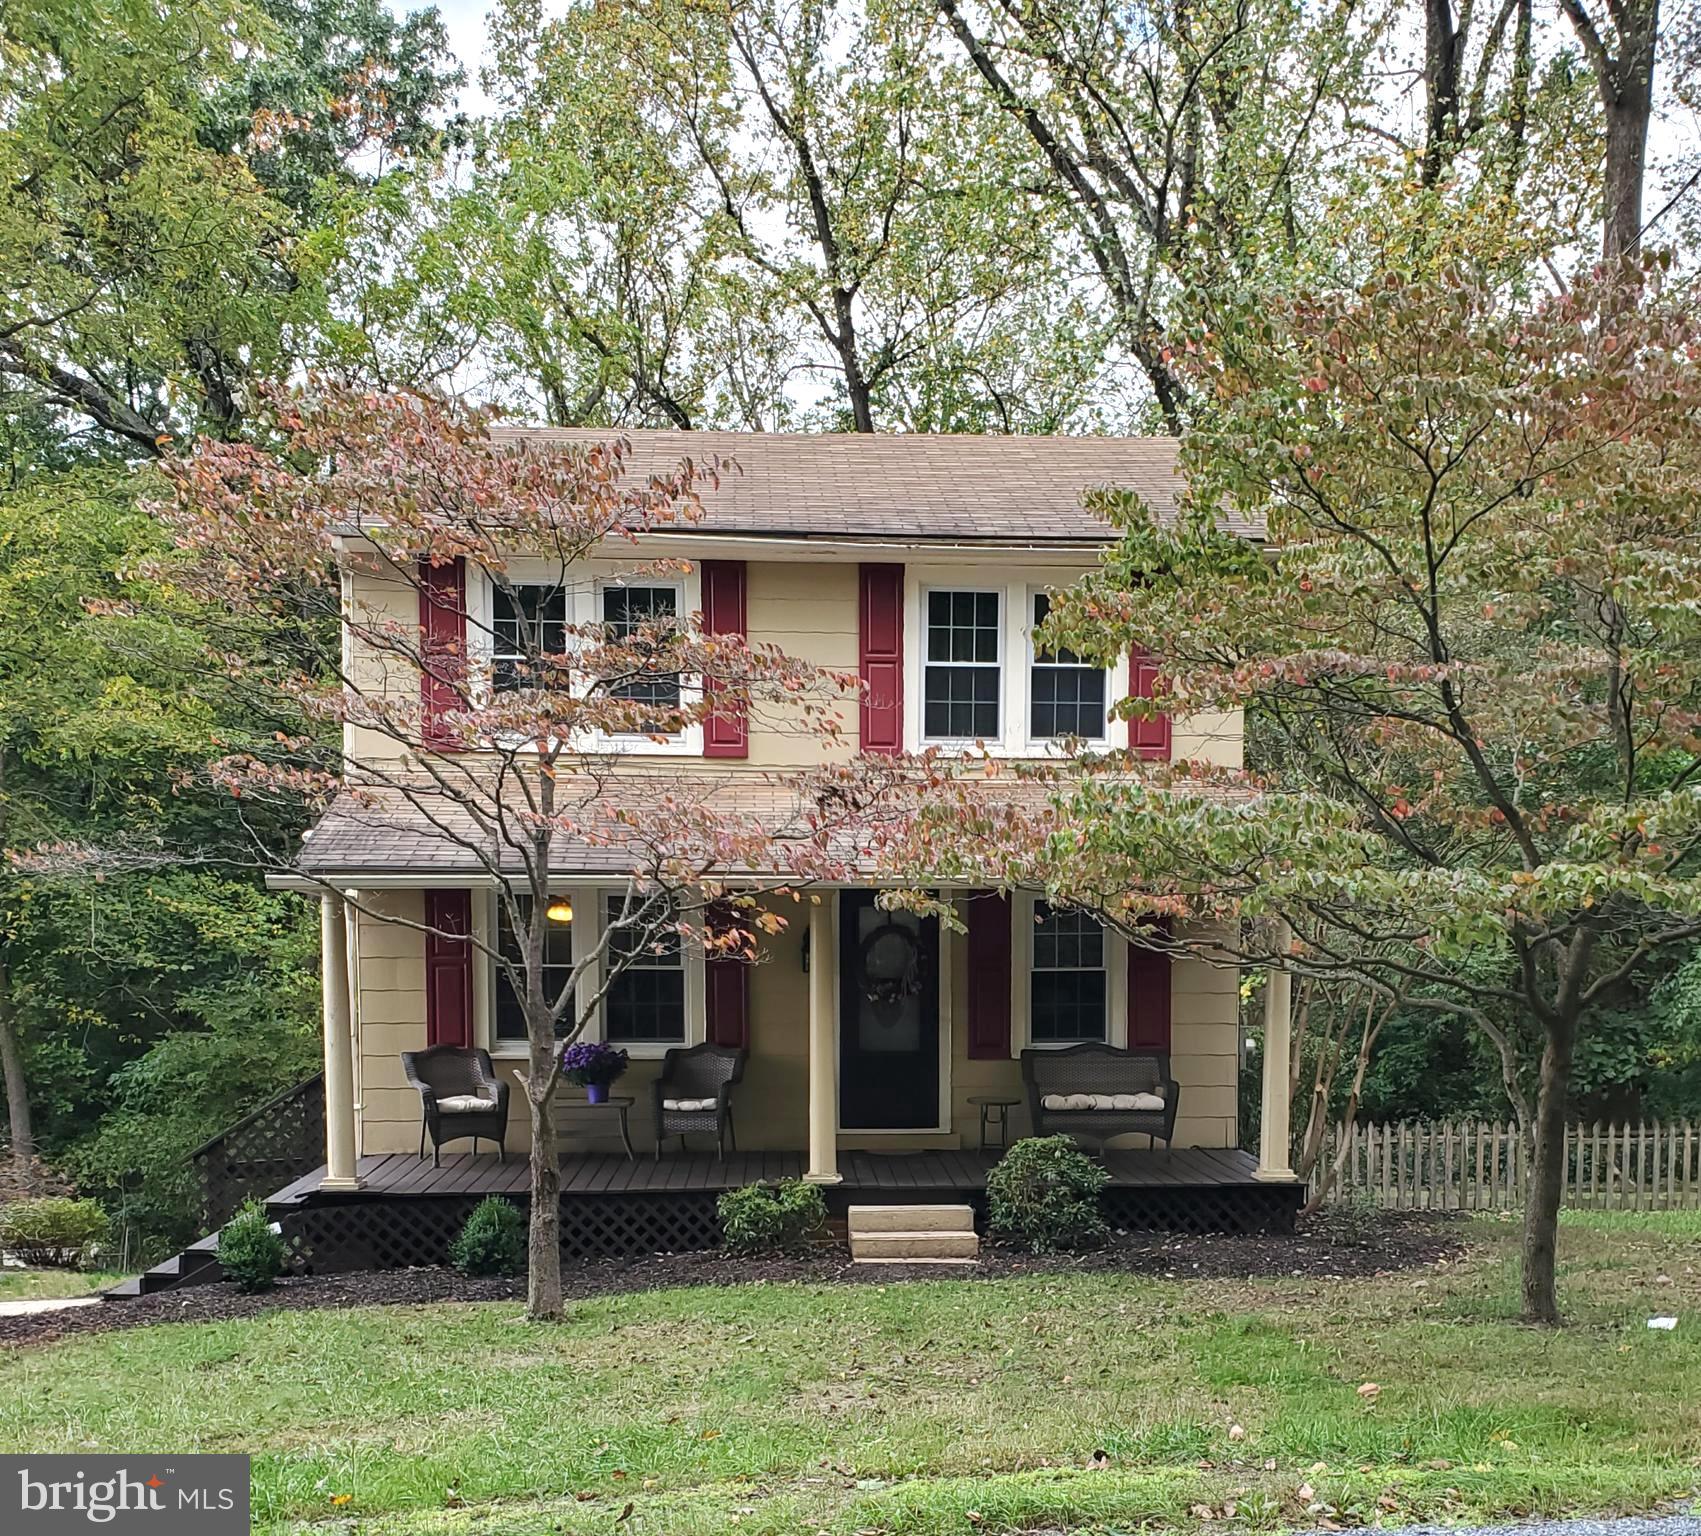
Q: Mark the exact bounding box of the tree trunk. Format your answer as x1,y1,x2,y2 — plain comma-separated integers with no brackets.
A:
1602,73,1654,258
1520,1013,1578,1324
525,1017,564,1319
1421,0,1461,186
0,956,33,1167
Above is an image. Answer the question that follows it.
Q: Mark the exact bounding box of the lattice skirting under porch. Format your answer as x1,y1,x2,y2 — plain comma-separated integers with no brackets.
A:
277,1192,724,1275
1101,1182,1302,1235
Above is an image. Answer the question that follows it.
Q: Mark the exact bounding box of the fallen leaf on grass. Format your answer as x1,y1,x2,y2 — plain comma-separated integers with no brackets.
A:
329,1495,351,1508
1356,1382,1380,1401
615,1501,634,1524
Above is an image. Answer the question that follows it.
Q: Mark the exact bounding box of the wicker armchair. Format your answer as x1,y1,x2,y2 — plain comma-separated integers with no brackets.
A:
651,1043,746,1159
402,1045,511,1166
1021,1044,1181,1152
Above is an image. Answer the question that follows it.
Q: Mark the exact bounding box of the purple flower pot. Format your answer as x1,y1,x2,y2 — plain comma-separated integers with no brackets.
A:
585,1082,609,1105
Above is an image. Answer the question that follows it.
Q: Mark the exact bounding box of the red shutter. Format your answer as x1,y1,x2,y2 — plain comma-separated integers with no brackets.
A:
424,889,474,1048
704,901,751,1048
420,558,468,753
704,958,750,1048
1129,645,1171,761
1127,933,1173,1052
965,891,1012,1059
859,563,904,754
701,559,748,759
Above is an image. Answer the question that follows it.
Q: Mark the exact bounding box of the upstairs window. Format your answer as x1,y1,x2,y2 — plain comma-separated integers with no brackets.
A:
1030,593,1106,740
1030,902,1107,1043
602,584,682,715
492,584,569,693
923,589,1001,739
494,895,575,1041
604,897,687,1043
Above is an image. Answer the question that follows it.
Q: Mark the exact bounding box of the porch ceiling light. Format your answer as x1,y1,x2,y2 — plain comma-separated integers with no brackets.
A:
546,897,574,925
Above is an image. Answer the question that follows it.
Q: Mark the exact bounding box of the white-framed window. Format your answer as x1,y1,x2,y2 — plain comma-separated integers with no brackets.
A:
484,886,705,1057
465,562,702,756
491,582,570,694
492,894,576,1042
1010,891,1127,1052
598,580,684,718
904,566,1125,756
1029,592,1107,741
602,893,688,1045
1029,902,1108,1042
922,588,1003,741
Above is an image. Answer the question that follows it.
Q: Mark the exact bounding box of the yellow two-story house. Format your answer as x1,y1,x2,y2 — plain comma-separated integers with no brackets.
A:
262,429,1299,1265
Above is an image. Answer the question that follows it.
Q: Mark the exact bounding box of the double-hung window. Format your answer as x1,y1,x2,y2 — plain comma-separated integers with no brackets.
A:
603,897,686,1043
1029,593,1106,741
491,583,569,694
1030,902,1108,1043
494,896,575,1042
602,584,682,715
923,589,1001,740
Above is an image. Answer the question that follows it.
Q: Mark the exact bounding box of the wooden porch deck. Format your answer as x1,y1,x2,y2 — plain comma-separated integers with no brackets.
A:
269,1145,1266,1206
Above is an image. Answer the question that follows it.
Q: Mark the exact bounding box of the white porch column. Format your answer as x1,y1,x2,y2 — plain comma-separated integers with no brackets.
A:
320,892,362,1190
804,894,841,1184
1255,919,1296,1181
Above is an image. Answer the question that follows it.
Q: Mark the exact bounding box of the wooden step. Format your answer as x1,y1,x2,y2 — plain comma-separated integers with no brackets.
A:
847,1203,974,1235
849,1229,979,1263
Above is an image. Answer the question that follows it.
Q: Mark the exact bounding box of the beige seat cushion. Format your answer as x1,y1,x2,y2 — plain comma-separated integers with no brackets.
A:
663,1097,718,1112
435,1094,496,1113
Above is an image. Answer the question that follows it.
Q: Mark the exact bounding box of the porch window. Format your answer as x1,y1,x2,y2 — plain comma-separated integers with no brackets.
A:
601,583,682,713
491,583,569,693
1030,593,1106,740
923,589,1001,739
494,895,575,1041
1030,902,1107,1043
603,897,687,1043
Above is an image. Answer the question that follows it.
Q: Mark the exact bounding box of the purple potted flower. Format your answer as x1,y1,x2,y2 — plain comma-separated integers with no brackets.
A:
559,1040,630,1103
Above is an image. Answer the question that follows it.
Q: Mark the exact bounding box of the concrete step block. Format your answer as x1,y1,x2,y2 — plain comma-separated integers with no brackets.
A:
846,1204,974,1234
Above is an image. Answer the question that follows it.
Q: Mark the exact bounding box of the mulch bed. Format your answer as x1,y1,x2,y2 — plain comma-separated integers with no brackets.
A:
0,1208,1463,1351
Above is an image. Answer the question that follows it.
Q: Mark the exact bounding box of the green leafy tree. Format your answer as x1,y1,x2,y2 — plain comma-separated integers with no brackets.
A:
913,257,1701,1323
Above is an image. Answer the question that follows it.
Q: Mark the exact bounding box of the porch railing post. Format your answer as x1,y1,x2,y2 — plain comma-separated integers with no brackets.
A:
320,891,362,1191
805,893,841,1184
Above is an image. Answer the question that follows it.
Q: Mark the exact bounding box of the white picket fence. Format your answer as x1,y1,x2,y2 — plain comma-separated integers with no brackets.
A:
1310,1118,1701,1211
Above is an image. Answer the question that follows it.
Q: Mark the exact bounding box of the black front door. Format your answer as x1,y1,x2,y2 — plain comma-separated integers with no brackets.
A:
838,892,940,1130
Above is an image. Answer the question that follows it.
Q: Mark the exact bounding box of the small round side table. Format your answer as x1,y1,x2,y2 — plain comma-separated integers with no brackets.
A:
969,1094,1021,1152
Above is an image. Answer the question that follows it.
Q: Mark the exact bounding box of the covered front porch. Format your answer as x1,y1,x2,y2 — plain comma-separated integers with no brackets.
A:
309,884,1301,1190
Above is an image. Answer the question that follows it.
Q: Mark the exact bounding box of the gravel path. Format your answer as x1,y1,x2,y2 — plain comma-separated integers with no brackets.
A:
1400,1518,1699,1535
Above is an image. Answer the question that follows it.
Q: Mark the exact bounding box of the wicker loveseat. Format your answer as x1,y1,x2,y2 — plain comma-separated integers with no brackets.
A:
402,1045,511,1165
1021,1044,1181,1151
651,1043,746,1158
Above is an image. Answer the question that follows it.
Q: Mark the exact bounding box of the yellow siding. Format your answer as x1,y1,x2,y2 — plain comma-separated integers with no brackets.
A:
743,563,858,768
354,891,429,1156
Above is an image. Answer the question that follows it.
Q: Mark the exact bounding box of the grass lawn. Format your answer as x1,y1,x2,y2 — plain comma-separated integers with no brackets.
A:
1,1214,1698,1535
0,1268,127,1302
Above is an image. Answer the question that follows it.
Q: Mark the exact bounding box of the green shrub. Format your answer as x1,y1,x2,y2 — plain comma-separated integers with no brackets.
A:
718,1179,827,1256
0,1196,108,1268
985,1135,1110,1252
217,1199,286,1292
450,1196,525,1276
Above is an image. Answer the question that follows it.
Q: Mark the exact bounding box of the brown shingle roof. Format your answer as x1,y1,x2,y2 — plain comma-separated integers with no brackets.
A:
290,771,1256,879
489,429,1246,544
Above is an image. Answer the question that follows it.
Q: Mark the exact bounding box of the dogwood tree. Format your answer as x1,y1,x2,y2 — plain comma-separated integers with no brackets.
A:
908,258,1701,1324
158,388,895,1317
